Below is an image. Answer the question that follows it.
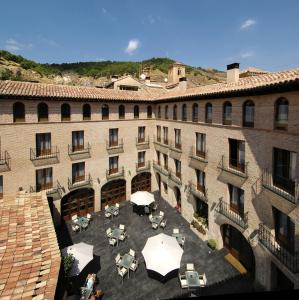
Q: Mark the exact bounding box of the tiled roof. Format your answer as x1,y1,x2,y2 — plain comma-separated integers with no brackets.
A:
0,67,299,102
0,192,61,300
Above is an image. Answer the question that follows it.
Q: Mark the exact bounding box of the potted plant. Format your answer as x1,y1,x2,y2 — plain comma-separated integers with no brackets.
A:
207,239,217,250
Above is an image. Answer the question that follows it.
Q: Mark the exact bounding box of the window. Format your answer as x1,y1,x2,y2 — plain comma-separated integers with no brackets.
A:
196,199,209,228
83,104,91,120
156,125,161,142
138,151,145,168
196,169,205,193
157,106,161,119
196,133,206,158
223,102,232,125
275,98,288,130
37,103,48,122
147,105,152,118
119,105,125,119
102,104,109,120
109,156,119,174
138,126,145,143
229,139,245,172
109,128,118,147
175,159,181,179
156,151,161,165
192,103,198,122
36,167,53,192
243,100,254,127
61,103,71,121
13,102,25,122
134,105,139,119
205,103,212,123
178,69,181,76
0,176,3,198
174,129,181,149
163,154,168,170
163,182,168,194
72,162,85,183
228,184,244,217
163,127,168,145
173,105,177,120
36,133,51,157
273,148,296,195
72,131,84,152
182,104,187,121
165,105,168,119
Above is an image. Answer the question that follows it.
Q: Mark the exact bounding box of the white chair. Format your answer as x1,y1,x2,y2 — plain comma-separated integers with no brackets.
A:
115,253,121,266
130,259,138,272
87,213,92,221
148,214,153,222
179,274,188,289
105,205,109,210
173,228,180,234
152,223,158,229
106,228,112,237
159,211,164,217
71,214,78,222
115,203,120,209
72,224,79,232
109,238,117,246
119,224,125,231
199,273,207,287
105,211,112,218
117,267,128,284
113,209,119,217
119,231,126,241
160,219,167,229
81,222,89,230
129,249,135,257
151,203,157,211
186,263,194,271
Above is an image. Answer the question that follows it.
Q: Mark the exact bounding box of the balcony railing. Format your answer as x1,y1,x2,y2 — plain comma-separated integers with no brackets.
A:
152,160,169,176
30,180,64,197
216,198,248,229
68,143,91,156
30,146,59,161
262,169,298,204
188,181,208,202
106,139,124,154
136,136,150,150
258,223,299,273
0,151,11,170
68,174,93,190
168,169,182,185
136,161,151,172
189,146,208,163
106,166,125,180
218,155,248,178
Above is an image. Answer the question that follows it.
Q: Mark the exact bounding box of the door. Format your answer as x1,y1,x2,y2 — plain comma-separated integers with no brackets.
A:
101,179,126,206
131,172,151,194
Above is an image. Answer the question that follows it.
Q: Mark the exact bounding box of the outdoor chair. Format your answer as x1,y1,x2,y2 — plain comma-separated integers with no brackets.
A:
119,224,125,231
105,205,109,210
129,249,135,257
113,209,119,217
151,203,157,211
71,214,78,223
119,231,127,241
115,253,122,266
159,211,164,217
179,274,188,289
109,238,117,246
148,214,153,222
199,273,207,287
152,223,158,229
186,263,194,271
116,203,120,209
72,224,80,232
117,267,128,284
105,211,112,218
81,222,89,230
144,206,150,214
160,219,167,229
106,228,112,237
87,213,92,221
173,228,180,234
130,259,138,272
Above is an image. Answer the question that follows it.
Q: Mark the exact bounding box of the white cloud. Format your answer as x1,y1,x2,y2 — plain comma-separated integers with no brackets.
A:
102,8,107,14
240,19,256,29
148,15,155,24
241,51,255,58
125,39,140,55
5,38,21,51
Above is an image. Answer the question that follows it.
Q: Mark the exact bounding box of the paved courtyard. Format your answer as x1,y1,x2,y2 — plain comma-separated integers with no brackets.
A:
56,192,254,299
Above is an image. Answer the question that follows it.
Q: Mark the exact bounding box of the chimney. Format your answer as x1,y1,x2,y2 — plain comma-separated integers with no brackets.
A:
178,77,187,91
145,76,151,85
227,63,240,83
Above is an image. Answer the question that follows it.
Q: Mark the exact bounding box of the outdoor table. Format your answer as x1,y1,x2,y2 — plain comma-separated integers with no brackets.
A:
172,233,185,247
105,205,119,218
75,217,89,232
151,215,163,226
185,270,201,292
110,228,124,246
118,253,134,278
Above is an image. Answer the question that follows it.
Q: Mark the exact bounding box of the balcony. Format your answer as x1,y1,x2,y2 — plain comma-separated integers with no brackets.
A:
153,135,169,154
68,143,91,160
189,146,208,171
188,181,208,203
136,136,150,150
106,139,124,155
68,174,93,191
169,140,182,160
168,169,182,186
106,166,125,181
136,161,151,173
262,169,298,204
216,198,248,230
0,151,11,172
30,180,64,198
153,160,169,175
258,223,299,273
30,147,59,166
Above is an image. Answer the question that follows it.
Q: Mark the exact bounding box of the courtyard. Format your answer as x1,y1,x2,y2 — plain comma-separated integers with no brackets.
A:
55,192,255,299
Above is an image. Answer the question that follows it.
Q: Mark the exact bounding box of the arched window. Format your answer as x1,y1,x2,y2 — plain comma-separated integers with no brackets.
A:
182,104,187,121
37,103,48,122
134,105,139,119
275,98,288,130
173,105,177,120
13,102,25,122
147,105,152,118
158,106,161,119
119,105,125,119
102,104,109,120
165,105,168,119
83,104,91,121
243,100,254,127
61,103,71,121
192,103,198,122
205,103,212,123
223,101,232,125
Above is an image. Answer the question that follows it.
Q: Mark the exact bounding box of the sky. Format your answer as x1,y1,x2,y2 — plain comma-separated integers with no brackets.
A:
0,0,299,71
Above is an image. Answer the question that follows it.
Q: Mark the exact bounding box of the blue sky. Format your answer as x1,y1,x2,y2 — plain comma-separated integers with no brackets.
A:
1,0,299,71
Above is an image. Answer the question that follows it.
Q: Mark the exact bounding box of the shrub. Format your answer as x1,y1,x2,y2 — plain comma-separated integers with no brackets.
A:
207,239,217,250
193,212,199,219
63,253,75,278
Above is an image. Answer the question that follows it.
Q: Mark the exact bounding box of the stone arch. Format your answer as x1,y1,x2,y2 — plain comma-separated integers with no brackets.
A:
101,179,126,206
131,172,151,194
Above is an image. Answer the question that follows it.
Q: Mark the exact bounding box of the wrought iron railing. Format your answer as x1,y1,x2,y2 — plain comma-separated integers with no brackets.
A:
152,160,169,176
258,223,299,273
106,138,124,149
136,136,150,145
136,161,151,172
30,146,59,160
168,168,182,185
30,180,64,197
218,155,248,178
188,181,208,202
106,166,125,180
68,174,92,190
68,143,91,155
189,146,208,162
0,151,11,169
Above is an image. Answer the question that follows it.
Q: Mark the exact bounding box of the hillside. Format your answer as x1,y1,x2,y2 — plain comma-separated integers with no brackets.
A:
0,50,225,87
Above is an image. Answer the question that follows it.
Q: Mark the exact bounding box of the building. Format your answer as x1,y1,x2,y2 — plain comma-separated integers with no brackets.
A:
0,63,299,293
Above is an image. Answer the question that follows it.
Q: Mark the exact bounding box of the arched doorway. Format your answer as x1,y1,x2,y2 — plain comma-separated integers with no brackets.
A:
61,188,94,221
221,224,255,276
101,179,126,207
131,172,151,194
174,186,181,212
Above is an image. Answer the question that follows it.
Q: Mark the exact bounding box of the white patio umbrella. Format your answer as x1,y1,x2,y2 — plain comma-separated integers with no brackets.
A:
142,233,184,276
61,242,94,276
130,191,155,206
